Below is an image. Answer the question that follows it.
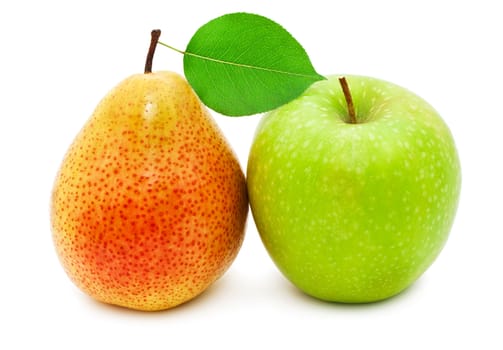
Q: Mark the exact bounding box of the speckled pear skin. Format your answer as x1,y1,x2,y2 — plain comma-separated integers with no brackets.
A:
51,71,248,311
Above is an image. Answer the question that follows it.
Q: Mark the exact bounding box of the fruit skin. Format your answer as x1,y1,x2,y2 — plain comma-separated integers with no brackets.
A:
247,75,461,303
51,71,248,311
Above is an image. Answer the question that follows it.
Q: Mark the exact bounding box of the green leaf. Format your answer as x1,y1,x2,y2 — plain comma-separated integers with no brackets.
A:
183,12,325,116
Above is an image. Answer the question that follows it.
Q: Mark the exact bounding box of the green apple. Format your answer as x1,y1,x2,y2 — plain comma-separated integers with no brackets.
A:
247,75,461,303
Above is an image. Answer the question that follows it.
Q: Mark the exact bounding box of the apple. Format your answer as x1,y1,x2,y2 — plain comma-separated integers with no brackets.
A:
247,75,461,303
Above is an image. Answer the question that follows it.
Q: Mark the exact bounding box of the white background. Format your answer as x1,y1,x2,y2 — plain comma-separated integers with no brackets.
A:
1,0,501,348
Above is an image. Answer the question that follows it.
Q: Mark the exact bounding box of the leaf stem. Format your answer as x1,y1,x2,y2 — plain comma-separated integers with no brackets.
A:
338,77,357,124
145,29,161,74
158,40,186,55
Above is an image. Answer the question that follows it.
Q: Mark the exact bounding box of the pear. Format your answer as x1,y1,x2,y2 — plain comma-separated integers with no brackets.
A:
51,30,248,311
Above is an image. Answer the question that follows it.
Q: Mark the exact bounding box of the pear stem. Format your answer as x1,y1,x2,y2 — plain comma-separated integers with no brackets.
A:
338,77,357,124
145,29,161,74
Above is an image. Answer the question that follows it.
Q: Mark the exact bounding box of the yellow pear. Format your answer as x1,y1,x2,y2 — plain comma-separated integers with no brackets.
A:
51,30,248,311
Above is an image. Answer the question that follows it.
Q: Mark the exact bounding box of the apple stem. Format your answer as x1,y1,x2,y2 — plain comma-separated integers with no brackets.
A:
338,77,357,124
144,29,161,74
